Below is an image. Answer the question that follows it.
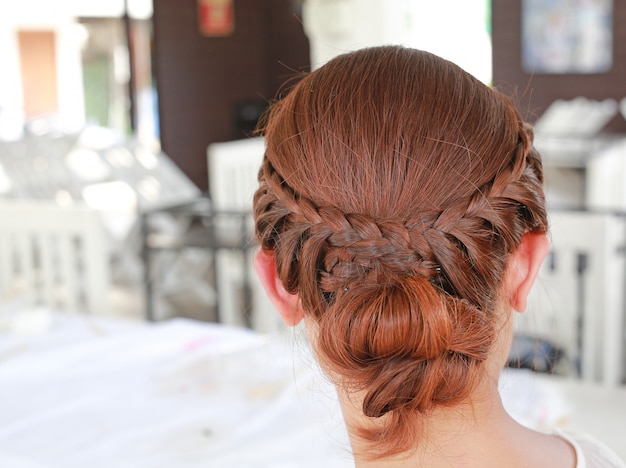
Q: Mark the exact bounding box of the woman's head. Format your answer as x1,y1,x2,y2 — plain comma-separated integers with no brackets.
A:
253,46,547,455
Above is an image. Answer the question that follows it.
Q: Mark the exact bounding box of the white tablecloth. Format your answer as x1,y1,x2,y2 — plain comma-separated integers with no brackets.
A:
0,311,351,467
0,310,624,467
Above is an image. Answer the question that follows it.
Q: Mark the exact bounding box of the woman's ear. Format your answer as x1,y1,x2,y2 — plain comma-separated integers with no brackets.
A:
254,249,304,326
505,232,550,313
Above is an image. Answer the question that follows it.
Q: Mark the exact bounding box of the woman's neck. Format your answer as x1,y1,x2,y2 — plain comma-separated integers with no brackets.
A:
336,375,576,468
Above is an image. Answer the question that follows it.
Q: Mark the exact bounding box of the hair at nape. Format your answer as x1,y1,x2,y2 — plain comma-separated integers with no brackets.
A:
253,45,548,456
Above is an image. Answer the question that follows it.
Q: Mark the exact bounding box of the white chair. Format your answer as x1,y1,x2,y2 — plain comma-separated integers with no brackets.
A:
0,201,110,315
519,211,626,386
208,137,265,212
586,139,626,212
207,138,283,333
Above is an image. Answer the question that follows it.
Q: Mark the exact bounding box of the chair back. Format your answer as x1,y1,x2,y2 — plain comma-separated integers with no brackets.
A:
0,201,110,314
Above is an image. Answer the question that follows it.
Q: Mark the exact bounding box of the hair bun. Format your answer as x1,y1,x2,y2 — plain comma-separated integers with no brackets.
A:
315,276,492,419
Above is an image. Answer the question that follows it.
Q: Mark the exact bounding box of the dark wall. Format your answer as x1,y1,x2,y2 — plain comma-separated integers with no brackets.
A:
492,1,626,123
153,0,310,190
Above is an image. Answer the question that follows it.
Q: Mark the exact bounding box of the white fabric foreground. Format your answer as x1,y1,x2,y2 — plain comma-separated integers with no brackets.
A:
0,311,623,467
0,311,351,468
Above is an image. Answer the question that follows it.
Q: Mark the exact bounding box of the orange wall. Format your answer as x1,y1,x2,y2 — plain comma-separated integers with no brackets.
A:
18,30,59,118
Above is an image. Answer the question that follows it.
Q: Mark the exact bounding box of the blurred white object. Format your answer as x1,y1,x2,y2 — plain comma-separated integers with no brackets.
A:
533,98,619,170
207,138,282,334
303,0,411,69
533,97,626,212
587,140,626,211
208,137,265,212
65,148,112,182
534,97,618,137
0,307,52,335
519,211,626,386
543,167,585,210
0,201,110,315
0,314,352,467
0,164,13,194
302,0,492,84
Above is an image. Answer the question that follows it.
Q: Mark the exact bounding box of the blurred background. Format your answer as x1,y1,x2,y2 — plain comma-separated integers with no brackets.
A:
1,1,626,465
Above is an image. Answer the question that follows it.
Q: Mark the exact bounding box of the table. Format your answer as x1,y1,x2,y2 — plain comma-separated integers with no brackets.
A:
0,310,352,468
1,310,624,466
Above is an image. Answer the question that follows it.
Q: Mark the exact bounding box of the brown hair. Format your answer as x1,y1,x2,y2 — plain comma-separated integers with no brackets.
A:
254,46,547,456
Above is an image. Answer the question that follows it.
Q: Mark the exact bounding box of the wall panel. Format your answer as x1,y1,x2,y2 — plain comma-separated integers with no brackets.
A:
153,0,309,190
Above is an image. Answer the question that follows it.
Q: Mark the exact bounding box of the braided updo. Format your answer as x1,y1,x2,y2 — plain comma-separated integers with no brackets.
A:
254,46,547,455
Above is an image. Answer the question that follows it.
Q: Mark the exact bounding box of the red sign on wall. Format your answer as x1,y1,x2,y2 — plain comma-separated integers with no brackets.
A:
198,0,234,37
